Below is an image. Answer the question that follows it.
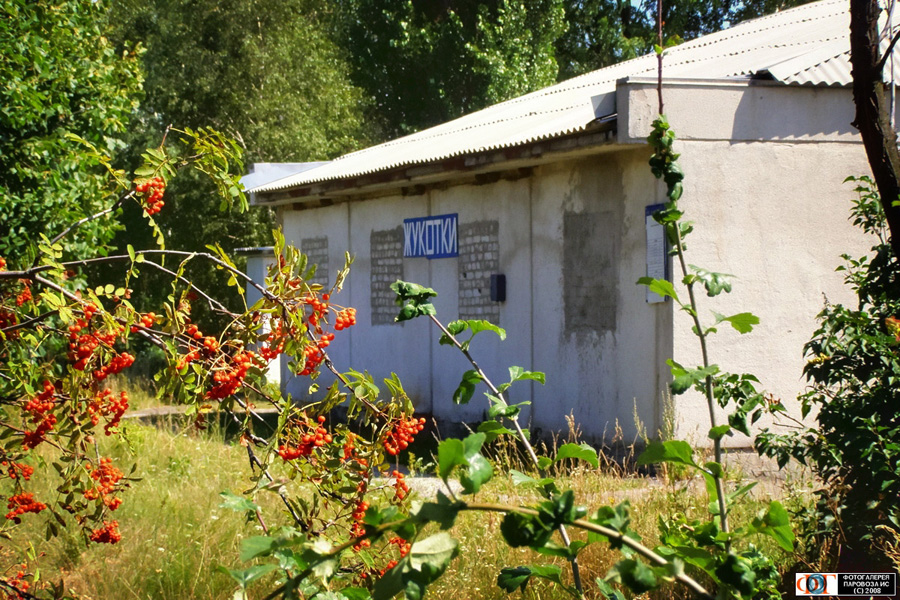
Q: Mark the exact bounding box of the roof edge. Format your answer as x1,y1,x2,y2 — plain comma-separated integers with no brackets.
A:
253,124,619,207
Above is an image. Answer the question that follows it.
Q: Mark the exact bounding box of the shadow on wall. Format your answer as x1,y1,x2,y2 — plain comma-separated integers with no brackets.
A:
730,85,856,140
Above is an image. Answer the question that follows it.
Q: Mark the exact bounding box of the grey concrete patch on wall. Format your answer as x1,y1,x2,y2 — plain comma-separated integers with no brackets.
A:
370,227,404,325
563,211,618,334
458,220,500,324
301,237,329,286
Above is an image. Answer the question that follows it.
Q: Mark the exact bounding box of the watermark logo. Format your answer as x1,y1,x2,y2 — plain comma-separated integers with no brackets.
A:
796,573,897,596
796,573,837,595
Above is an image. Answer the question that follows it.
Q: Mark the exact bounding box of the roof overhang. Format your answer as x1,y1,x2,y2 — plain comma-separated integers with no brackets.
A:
244,0,892,209
253,121,619,208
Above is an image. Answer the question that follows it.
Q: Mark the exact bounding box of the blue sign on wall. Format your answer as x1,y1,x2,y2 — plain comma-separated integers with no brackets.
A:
403,213,458,259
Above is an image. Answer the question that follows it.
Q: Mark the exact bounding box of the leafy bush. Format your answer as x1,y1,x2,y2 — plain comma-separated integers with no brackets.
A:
756,176,900,564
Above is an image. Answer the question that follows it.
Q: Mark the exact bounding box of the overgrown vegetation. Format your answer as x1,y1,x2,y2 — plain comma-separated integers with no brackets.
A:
757,176,900,570
2,0,896,597
6,421,804,600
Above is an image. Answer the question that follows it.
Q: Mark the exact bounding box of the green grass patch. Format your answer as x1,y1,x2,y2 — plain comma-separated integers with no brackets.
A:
0,422,809,599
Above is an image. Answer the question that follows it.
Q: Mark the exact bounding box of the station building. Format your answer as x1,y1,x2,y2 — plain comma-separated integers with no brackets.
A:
242,0,886,444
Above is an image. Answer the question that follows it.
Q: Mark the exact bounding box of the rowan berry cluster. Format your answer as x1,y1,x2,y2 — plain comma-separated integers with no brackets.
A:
350,498,371,552
82,302,97,319
184,323,203,340
86,389,129,435
68,305,134,377
135,176,166,216
5,493,46,523
379,560,398,574
1,563,31,598
68,320,111,367
299,332,337,376
2,462,33,481
277,415,333,460
206,350,257,400
89,520,121,544
93,352,135,382
342,434,357,461
389,535,411,556
175,322,206,368
381,416,426,456
24,380,55,415
14,281,31,307
83,458,124,511
334,308,357,330
298,344,324,377
202,336,219,353
130,312,156,332
258,320,285,361
391,470,410,502
281,291,358,377
374,537,410,577
304,293,329,328
22,381,57,449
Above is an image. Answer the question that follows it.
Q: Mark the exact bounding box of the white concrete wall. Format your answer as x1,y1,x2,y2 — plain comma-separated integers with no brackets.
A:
273,80,878,445
276,151,671,442
620,80,875,445
280,203,355,400
529,151,670,442
279,184,538,425
242,248,281,386
669,140,872,445
618,79,861,144
427,181,535,423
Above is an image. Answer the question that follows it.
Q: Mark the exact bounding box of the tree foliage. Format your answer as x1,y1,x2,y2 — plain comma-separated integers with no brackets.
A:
336,0,566,138
0,0,143,262
554,0,816,80
105,0,374,331
109,0,370,163
757,177,900,562
554,0,651,79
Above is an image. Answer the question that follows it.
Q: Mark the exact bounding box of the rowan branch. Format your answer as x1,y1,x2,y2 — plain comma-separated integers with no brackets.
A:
31,275,167,351
426,313,584,595
876,27,900,73
262,500,714,600
0,309,59,335
49,193,133,247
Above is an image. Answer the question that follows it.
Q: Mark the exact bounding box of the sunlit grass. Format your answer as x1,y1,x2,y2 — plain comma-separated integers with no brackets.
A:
0,415,810,600
425,463,810,600
106,375,164,412
3,424,260,600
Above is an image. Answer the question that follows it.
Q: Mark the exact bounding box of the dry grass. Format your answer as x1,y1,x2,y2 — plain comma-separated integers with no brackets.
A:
106,375,164,412
0,417,808,600
425,462,802,600
2,424,261,600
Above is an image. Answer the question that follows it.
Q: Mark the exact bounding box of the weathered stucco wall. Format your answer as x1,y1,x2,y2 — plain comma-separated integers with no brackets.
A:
274,79,878,445
276,150,670,441
530,150,669,441
669,140,872,445
621,80,875,445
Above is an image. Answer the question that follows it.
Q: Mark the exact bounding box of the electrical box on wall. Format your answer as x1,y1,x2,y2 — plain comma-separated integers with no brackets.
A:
490,274,506,302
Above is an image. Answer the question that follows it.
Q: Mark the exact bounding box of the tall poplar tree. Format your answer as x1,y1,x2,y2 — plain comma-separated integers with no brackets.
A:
0,0,143,262
107,0,372,329
337,0,566,138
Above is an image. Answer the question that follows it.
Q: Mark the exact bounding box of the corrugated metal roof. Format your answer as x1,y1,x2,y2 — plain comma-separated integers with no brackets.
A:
247,0,897,195
241,162,328,190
